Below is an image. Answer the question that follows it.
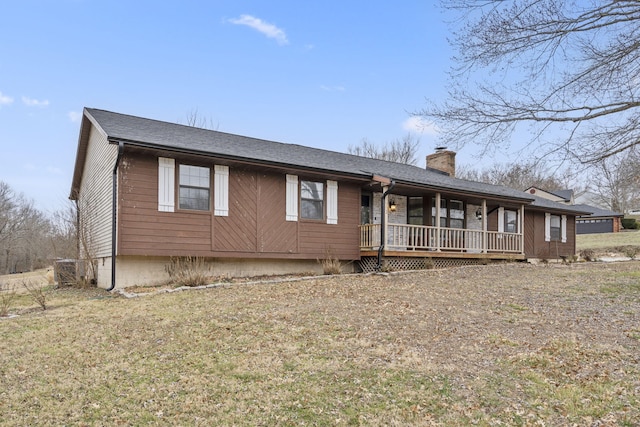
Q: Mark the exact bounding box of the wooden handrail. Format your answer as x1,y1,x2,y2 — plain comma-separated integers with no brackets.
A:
359,223,522,253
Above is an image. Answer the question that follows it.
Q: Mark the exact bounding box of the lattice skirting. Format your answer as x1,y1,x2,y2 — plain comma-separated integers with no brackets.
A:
358,256,484,273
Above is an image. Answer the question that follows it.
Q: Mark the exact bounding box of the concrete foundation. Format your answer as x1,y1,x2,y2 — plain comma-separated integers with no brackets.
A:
96,255,355,289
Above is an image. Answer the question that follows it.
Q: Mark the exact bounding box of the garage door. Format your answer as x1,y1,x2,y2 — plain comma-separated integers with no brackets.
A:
577,219,613,234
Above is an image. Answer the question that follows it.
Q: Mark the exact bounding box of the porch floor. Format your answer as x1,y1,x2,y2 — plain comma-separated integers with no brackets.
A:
361,250,525,261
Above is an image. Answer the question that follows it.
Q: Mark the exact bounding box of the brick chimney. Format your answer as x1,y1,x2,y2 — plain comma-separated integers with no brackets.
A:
426,147,456,177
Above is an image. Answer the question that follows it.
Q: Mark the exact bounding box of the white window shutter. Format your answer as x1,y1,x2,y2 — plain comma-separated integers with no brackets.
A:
497,207,505,233
326,180,338,224
561,215,567,243
158,157,175,212
544,212,551,242
214,165,229,216
286,174,298,221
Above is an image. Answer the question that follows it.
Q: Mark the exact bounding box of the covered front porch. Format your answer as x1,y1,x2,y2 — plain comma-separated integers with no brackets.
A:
360,223,525,259
357,181,528,270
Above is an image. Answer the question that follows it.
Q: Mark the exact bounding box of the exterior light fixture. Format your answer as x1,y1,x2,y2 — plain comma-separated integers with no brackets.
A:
475,208,482,220
389,199,397,212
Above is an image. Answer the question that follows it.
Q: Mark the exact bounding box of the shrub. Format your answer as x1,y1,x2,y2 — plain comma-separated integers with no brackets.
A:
318,248,342,275
22,280,48,311
623,246,639,260
424,258,435,269
579,249,596,262
0,283,17,317
622,218,639,229
165,256,211,287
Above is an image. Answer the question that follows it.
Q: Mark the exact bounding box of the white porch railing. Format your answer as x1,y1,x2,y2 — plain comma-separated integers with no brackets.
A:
359,223,522,254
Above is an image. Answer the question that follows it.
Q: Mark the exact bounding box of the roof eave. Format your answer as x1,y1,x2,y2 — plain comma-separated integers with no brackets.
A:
389,178,536,204
107,137,374,182
69,109,110,200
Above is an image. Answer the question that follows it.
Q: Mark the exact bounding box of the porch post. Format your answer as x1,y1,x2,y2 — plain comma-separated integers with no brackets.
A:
377,181,396,270
435,192,441,251
482,199,487,253
520,204,525,254
382,185,389,247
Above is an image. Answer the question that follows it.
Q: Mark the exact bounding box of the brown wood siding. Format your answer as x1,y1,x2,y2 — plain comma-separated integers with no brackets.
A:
212,170,299,253
524,210,536,256
256,173,298,253
118,153,212,256
213,168,258,252
299,182,360,259
524,211,576,259
117,152,359,260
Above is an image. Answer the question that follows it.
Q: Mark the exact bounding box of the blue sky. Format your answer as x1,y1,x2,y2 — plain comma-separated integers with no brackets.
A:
1,0,464,213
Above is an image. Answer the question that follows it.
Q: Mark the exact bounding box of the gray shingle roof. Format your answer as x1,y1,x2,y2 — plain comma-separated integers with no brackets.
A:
83,108,568,205
553,189,574,202
574,204,623,218
527,196,592,214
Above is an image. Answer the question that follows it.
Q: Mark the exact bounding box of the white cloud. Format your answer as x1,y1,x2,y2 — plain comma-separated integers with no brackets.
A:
0,91,14,106
229,14,289,45
402,116,440,136
68,111,82,123
22,96,50,107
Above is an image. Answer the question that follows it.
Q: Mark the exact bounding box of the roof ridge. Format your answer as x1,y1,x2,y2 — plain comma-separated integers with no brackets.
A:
81,107,541,203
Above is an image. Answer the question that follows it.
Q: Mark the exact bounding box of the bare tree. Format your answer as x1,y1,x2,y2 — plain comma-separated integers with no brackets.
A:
75,194,98,284
348,134,420,165
457,161,585,195
588,151,640,213
418,1,640,164
1,182,29,273
0,182,52,273
181,108,219,130
49,201,78,260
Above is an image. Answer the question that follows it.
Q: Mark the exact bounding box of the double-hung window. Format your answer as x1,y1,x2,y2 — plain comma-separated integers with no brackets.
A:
301,180,324,220
158,158,228,215
549,214,561,241
179,164,210,211
545,213,567,242
286,175,338,224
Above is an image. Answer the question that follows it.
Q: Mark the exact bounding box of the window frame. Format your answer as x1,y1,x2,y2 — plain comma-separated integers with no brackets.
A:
300,179,325,220
504,209,518,233
178,163,211,212
431,198,465,228
549,214,561,241
408,197,424,225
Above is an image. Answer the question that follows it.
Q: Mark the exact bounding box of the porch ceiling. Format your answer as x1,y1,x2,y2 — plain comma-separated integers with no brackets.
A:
360,183,528,207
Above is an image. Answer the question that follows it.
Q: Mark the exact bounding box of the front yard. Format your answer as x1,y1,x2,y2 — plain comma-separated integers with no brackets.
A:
1,261,639,425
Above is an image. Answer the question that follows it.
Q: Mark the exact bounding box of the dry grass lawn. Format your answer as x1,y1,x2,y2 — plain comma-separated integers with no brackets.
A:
577,230,640,252
1,262,639,426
